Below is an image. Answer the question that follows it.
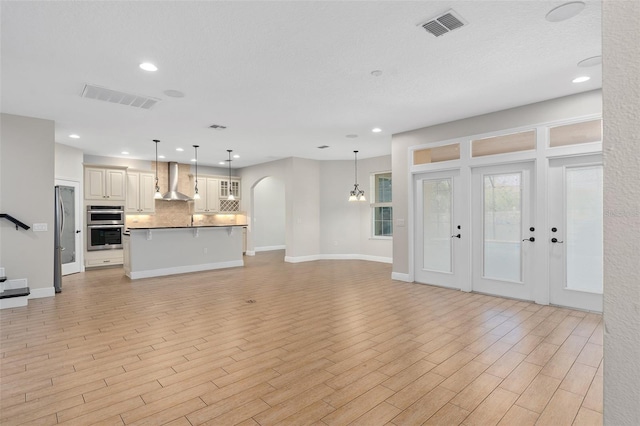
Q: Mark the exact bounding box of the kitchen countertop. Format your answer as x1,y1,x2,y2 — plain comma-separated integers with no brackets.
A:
127,224,247,230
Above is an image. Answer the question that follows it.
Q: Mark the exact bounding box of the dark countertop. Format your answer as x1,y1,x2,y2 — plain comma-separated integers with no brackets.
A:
127,224,247,232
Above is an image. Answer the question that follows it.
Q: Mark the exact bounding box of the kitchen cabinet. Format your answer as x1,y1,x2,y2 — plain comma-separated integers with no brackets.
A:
85,249,123,268
193,177,219,213
85,167,126,201
219,178,241,212
126,170,155,213
219,179,241,200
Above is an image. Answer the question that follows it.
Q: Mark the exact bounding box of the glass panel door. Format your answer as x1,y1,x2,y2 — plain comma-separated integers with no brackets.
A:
549,155,603,311
472,163,534,300
414,170,463,289
483,173,522,282
423,178,452,273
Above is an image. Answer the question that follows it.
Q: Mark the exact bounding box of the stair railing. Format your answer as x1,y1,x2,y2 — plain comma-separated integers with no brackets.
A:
0,214,30,231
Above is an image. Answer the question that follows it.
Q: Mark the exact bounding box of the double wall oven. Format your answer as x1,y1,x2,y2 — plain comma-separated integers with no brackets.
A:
86,205,124,251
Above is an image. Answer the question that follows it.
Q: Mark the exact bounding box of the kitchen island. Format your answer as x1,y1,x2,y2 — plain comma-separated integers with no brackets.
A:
124,225,246,279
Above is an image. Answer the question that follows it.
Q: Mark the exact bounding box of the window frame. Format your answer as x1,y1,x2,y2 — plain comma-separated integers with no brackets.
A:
370,171,393,239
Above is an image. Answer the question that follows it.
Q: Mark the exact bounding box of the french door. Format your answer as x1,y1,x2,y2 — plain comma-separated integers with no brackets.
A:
548,155,603,312
471,162,535,300
55,180,82,275
414,170,464,289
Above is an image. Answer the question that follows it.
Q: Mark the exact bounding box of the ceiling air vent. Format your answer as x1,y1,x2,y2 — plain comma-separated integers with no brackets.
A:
420,10,467,37
209,124,227,130
81,84,160,109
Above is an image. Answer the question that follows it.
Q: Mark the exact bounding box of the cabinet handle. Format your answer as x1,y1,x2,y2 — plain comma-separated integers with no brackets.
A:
103,260,110,263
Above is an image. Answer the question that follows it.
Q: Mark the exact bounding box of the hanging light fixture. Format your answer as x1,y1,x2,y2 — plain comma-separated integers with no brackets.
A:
192,145,200,199
153,139,163,199
348,150,366,202
226,149,235,200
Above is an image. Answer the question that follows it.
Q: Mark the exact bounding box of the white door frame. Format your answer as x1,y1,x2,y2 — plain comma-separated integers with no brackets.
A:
471,161,536,301
406,115,602,308
413,169,468,289
55,179,82,275
548,154,603,312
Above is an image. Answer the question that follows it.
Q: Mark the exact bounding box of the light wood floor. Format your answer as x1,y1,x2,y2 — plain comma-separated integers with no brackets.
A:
0,251,603,425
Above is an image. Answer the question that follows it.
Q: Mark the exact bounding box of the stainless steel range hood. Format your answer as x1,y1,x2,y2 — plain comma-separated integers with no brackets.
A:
162,162,192,201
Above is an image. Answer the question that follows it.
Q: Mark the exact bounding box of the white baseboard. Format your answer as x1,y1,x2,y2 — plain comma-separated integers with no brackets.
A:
391,272,412,282
29,287,56,299
1,296,28,309
245,250,256,256
284,254,392,264
127,260,244,280
284,255,320,263
255,245,286,252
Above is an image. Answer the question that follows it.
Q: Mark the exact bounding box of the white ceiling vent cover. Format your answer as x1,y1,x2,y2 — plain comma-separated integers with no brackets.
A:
420,10,467,37
81,84,161,110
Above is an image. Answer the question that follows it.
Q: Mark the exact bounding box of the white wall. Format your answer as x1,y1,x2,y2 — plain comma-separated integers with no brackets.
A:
253,176,285,250
240,155,392,262
319,155,392,262
0,113,55,298
603,1,640,424
55,143,83,182
84,154,151,170
391,90,603,276
288,157,321,259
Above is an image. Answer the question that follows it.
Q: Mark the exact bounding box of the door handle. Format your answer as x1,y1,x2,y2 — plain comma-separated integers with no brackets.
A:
451,234,461,239
522,237,535,242
76,230,81,234
551,238,564,243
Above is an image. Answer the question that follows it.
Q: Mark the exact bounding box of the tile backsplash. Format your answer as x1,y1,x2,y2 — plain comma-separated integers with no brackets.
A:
125,162,246,229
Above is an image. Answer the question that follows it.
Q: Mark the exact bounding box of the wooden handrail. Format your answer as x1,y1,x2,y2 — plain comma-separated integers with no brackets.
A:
0,214,30,231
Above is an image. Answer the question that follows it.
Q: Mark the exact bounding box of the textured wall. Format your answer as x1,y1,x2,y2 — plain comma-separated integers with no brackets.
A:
602,1,640,424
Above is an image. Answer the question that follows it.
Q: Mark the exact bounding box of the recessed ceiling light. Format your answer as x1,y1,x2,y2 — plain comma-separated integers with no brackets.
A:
69,134,80,139
372,128,382,133
578,56,602,68
139,62,158,72
545,2,585,22
158,155,166,159
219,161,225,165
121,151,129,155
233,154,240,159
346,134,358,138
572,76,591,83
371,70,383,77
176,148,184,152
163,89,185,98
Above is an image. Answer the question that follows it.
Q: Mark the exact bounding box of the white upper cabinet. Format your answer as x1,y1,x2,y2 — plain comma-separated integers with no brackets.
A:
126,171,155,213
193,177,219,213
85,167,126,201
219,178,241,200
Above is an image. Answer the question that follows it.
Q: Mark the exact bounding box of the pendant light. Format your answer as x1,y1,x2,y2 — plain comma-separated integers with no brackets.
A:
348,150,366,202
192,145,200,199
226,149,235,200
153,139,163,199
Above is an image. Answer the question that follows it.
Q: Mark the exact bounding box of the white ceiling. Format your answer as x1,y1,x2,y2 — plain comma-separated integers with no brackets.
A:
0,1,601,168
